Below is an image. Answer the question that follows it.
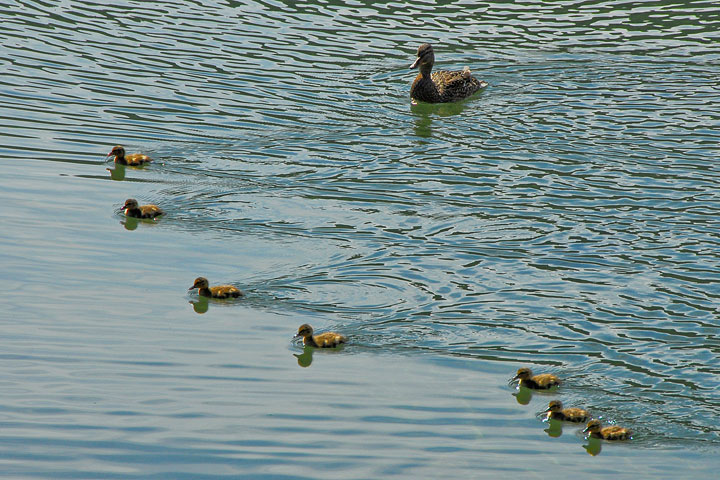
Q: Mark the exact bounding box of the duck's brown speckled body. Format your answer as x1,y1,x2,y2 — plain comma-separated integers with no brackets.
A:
545,400,589,423
107,145,152,166
189,277,243,299
514,367,560,390
410,43,488,103
583,419,632,440
294,324,346,348
123,198,164,219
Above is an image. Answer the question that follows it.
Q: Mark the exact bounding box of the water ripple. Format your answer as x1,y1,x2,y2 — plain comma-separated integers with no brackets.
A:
2,0,720,475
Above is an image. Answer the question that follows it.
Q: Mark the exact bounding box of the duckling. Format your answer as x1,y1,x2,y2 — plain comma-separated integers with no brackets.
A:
583,419,632,440
122,198,164,219
513,367,560,390
410,43,488,103
188,277,243,299
107,145,152,166
545,400,589,423
294,324,346,348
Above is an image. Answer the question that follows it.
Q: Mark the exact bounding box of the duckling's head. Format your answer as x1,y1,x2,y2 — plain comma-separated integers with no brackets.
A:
546,400,563,413
411,43,435,70
108,145,125,157
514,367,533,381
123,198,139,210
583,419,602,434
295,324,314,338
190,277,209,290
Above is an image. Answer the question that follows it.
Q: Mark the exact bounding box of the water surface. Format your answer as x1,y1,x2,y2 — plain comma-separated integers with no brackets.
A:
1,0,719,478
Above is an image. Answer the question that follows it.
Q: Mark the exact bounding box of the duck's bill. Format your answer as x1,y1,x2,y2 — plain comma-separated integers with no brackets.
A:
410,58,420,69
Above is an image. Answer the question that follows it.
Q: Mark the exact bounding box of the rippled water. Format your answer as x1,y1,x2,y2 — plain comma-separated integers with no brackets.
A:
2,0,719,477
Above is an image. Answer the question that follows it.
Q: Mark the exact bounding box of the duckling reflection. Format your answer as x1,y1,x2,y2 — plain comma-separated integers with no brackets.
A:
121,216,139,231
512,385,532,405
513,367,560,390
410,43,488,104
188,277,243,299
293,345,315,368
123,199,164,219
106,164,126,181
294,324,346,348
189,295,209,314
545,400,589,423
583,419,632,441
107,145,152,166
583,436,603,456
544,418,564,438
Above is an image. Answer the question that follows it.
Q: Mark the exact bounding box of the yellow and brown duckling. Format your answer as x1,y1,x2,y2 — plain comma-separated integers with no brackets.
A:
188,277,243,299
410,43,488,103
583,419,632,440
545,400,589,423
513,367,560,390
107,145,152,166
294,324,347,348
122,198,164,219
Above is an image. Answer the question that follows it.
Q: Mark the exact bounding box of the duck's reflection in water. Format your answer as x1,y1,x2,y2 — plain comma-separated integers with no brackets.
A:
189,296,209,314
583,436,603,456
107,165,126,181
121,216,139,231
410,101,468,138
544,418,564,438
293,345,314,368
412,110,433,138
120,215,163,231
292,342,347,368
512,385,533,405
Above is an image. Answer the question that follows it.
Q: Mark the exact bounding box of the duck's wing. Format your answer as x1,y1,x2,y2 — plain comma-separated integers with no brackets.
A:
140,205,164,217
602,426,630,439
126,154,152,165
314,332,346,347
563,408,589,421
210,285,243,298
431,69,486,101
533,373,561,388
433,68,481,87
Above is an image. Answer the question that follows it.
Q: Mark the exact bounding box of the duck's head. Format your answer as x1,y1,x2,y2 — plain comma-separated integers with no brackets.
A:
514,367,533,381
546,400,563,413
189,277,209,290
108,145,125,157
411,43,435,70
583,419,602,434
295,324,314,338
123,198,139,210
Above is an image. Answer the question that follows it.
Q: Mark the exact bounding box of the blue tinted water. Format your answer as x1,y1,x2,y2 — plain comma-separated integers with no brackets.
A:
1,0,719,478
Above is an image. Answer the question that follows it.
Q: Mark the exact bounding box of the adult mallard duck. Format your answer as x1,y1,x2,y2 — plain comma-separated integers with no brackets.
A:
545,400,589,423
513,367,560,390
583,419,632,440
294,324,346,348
188,277,243,299
410,43,488,103
122,198,164,219
107,145,152,166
